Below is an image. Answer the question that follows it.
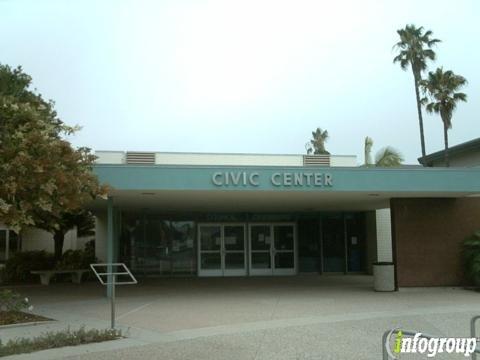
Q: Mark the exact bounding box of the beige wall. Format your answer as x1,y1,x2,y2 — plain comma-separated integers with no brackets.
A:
22,228,77,253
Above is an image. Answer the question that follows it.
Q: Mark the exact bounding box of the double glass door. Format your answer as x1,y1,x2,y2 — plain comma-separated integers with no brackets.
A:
198,224,246,276
249,223,296,276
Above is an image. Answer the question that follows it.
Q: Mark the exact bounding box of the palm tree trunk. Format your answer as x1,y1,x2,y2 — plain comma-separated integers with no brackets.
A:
443,121,450,167
413,74,427,159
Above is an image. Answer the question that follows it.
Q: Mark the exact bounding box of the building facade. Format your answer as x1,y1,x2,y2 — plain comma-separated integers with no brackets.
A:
91,150,480,288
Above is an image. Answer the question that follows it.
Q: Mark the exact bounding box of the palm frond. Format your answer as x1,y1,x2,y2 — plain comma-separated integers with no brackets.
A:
375,147,404,167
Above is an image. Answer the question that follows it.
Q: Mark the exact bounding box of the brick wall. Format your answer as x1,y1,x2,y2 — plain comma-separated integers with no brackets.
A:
391,198,480,287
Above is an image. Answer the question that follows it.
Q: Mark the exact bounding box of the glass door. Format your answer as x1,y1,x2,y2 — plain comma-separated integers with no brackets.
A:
198,224,246,276
198,224,222,276
223,224,246,276
249,224,273,275
322,214,346,272
273,224,296,275
249,223,296,276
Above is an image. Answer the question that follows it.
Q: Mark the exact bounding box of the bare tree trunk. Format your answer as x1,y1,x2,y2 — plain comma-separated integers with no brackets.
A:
413,73,427,160
53,230,65,261
443,121,450,167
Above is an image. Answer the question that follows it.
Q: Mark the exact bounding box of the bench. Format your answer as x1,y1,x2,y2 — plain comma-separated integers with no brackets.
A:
31,269,90,285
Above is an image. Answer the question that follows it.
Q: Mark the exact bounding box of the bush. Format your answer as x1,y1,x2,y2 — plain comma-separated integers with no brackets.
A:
462,230,480,286
4,251,55,283
55,248,96,270
0,289,32,312
0,327,122,357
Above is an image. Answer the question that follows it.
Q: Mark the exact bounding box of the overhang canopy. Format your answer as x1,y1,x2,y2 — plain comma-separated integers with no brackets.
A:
90,165,480,212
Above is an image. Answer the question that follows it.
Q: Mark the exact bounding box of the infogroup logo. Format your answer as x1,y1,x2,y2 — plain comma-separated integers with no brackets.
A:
384,328,477,358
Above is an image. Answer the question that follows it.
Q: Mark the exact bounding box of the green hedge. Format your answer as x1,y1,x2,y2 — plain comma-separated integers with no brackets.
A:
0,327,121,357
3,251,55,283
463,231,480,286
4,241,96,283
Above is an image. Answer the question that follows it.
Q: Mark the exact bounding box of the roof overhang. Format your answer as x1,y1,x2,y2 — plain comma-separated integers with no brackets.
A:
90,165,480,212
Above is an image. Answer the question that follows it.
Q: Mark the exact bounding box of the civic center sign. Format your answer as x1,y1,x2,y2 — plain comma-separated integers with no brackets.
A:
211,171,333,188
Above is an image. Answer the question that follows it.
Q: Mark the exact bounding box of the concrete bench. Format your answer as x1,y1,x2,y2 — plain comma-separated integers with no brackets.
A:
31,269,90,285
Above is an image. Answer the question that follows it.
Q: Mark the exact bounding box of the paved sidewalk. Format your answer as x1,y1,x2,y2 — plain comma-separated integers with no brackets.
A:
1,276,479,359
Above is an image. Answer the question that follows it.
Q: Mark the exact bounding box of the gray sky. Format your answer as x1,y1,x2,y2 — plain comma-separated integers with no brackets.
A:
1,0,478,164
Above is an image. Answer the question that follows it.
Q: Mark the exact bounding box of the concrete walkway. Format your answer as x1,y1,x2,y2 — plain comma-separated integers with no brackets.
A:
1,276,479,359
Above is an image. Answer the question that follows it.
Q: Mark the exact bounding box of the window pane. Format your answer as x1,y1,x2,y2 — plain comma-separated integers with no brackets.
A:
200,253,221,269
275,252,294,269
274,226,294,250
251,252,271,269
251,226,271,250
170,221,195,274
224,226,244,251
200,226,221,251
225,253,244,269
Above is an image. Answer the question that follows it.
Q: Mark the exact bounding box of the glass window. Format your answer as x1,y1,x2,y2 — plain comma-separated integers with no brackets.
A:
274,226,294,251
170,221,195,274
224,226,244,251
200,226,221,251
251,226,271,251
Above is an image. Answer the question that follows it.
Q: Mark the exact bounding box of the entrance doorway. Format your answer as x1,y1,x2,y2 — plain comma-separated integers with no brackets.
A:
297,213,367,274
249,223,296,276
197,224,247,276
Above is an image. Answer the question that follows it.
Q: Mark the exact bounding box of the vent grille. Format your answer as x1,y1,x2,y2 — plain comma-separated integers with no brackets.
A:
126,152,155,165
303,155,330,167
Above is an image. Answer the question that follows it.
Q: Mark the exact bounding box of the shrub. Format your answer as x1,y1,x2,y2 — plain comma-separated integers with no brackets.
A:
462,231,480,286
0,289,33,312
0,327,122,357
55,248,96,270
4,251,55,283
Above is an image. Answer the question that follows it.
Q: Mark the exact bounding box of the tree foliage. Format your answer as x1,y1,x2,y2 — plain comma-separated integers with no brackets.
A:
420,67,467,129
306,128,330,155
420,67,467,167
393,24,440,159
0,64,107,257
363,136,404,167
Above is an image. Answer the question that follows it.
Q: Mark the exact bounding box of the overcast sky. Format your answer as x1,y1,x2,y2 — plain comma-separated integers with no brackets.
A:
1,0,478,164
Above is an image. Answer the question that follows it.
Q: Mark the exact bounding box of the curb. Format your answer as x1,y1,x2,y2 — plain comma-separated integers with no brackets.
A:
0,320,56,330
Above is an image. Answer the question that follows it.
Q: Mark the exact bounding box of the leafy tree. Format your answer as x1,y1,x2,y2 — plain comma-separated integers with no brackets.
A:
0,64,107,259
306,128,330,155
364,136,404,167
393,24,441,159
420,68,467,167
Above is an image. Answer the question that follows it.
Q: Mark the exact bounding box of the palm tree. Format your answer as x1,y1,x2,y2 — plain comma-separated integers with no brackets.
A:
364,136,404,167
393,24,441,159
375,147,404,167
306,128,330,155
420,67,467,167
